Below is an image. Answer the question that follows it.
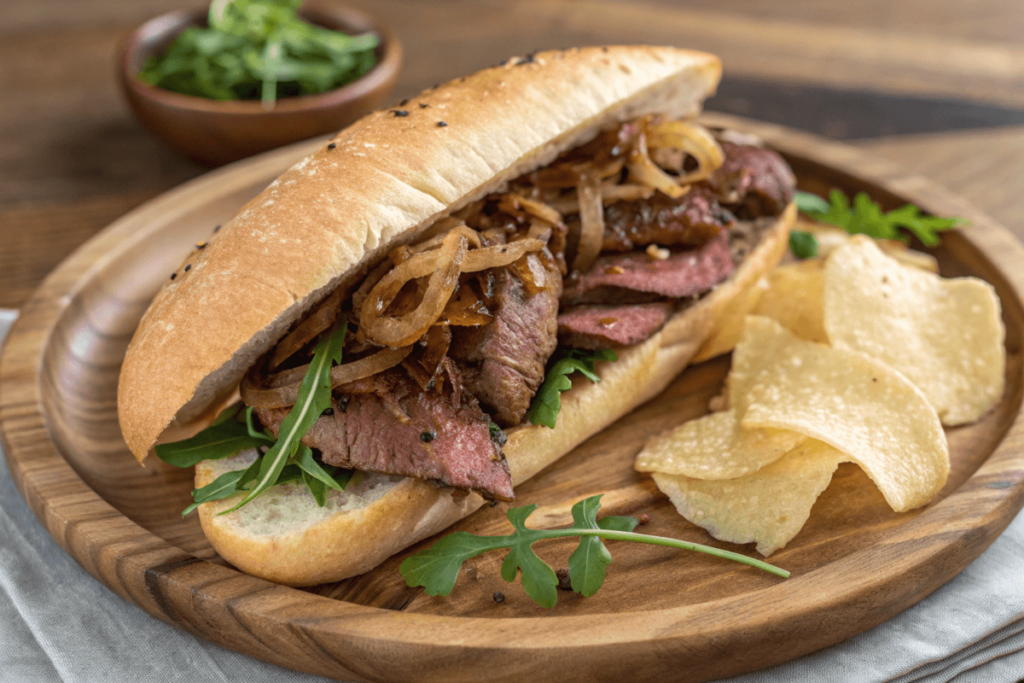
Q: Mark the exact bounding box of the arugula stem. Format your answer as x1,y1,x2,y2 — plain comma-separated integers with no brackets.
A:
536,529,790,578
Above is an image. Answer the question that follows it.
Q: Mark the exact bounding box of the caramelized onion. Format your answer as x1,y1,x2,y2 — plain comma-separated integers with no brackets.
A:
439,280,493,326
419,323,451,382
498,194,564,226
546,184,655,215
360,230,467,347
528,155,625,189
514,252,549,295
626,131,688,199
573,174,604,272
268,287,344,370
646,120,725,185
462,238,545,272
241,346,412,408
408,223,482,255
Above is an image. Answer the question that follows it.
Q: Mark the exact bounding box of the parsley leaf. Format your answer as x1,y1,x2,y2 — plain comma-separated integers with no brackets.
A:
788,231,819,259
400,495,789,608
527,349,618,429
796,190,963,247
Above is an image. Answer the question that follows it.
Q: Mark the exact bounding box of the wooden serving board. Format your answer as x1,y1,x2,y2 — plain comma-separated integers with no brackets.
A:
2,114,1023,682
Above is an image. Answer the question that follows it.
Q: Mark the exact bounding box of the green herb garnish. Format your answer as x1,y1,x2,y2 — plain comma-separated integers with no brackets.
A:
223,320,347,513
795,190,963,247
157,322,354,516
155,403,272,468
138,0,378,106
400,494,789,608
788,230,819,260
527,349,618,429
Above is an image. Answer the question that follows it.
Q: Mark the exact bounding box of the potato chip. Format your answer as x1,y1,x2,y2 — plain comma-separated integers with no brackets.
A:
652,439,844,555
750,259,828,343
635,409,806,479
735,316,949,512
884,245,940,273
824,236,1005,425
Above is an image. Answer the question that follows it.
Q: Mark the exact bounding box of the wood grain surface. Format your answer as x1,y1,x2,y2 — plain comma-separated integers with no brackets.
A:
3,1,1024,679
3,0,1024,311
2,116,1023,682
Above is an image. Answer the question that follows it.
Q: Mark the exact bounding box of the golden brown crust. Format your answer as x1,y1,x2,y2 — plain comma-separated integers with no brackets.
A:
119,46,722,462
196,207,794,587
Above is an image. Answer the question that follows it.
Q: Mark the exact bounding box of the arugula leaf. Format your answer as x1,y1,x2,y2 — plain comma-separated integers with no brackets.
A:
401,495,789,608
212,402,244,426
567,495,612,597
794,191,830,214
223,321,346,514
883,204,962,247
596,515,641,533
500,505,560,607
399,532,507,597
293,444,353,507
155,405,271,469
527,349,618,429
181,455,261,517
302,469,328,507
797,189,963,247
138,0,379,105
244,406,274,440
789,231,819,259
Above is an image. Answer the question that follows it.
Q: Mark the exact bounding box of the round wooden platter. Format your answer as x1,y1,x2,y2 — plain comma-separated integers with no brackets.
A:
2,113,1023,683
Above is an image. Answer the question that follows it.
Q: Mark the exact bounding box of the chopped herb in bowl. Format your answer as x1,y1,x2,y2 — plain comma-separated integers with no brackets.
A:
138,0,379,108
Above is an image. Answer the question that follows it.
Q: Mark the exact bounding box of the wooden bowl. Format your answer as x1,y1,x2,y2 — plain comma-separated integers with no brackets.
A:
117,3,402,166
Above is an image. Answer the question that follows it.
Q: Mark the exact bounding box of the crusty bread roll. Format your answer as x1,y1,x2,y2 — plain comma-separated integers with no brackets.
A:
117,45,794,586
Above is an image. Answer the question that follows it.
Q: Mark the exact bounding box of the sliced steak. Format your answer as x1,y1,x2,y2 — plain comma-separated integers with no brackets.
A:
601,187,734,252
557,302,672,349
560,230,734,306
255,369,513,501
710,143,796,216
450,256,561,427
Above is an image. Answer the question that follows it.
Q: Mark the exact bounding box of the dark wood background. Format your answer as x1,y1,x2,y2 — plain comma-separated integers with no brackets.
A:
3,0,1024,313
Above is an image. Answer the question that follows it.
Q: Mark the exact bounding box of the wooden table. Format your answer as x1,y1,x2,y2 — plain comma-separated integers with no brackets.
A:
3,0,1024,313
3,1,1024,679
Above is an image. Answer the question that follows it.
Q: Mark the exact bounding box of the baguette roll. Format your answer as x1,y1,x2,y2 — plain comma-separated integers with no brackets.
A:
118,46,794,586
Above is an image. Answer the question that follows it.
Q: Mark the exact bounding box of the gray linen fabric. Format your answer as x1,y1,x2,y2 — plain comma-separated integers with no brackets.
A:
0,310,1021,683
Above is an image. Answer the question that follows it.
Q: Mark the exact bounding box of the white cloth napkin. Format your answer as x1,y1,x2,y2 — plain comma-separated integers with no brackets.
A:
0,310,1021,683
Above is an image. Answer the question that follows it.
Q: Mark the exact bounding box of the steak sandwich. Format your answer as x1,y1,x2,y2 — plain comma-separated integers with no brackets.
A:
117,46,796,586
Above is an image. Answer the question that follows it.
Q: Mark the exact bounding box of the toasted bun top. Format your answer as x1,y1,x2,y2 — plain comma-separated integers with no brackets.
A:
117,46,722,462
